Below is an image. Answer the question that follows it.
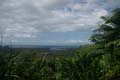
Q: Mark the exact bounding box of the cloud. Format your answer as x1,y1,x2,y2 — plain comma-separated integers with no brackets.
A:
63,39,88,44
0,0,119,43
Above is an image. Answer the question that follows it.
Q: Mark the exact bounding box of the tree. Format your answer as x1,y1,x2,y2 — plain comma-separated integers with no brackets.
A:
90,8,120,50
0,26,4,46
90,8,120,80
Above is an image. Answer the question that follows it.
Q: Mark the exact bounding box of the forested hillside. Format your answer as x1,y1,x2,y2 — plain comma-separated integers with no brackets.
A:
0,8,120,80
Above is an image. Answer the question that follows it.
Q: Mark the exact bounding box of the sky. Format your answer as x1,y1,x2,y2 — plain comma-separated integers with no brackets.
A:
0,0,120,45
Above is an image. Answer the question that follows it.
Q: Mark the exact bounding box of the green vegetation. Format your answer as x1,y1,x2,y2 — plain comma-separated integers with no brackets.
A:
0,8,120,80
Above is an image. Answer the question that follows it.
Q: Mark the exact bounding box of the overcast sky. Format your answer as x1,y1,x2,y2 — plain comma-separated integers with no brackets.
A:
0,0,120,45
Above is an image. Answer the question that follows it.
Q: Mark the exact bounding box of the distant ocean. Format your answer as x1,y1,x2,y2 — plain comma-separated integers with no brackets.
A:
11,45,80,50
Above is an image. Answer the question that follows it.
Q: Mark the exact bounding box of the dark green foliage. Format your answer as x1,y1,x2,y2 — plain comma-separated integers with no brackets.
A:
90,8,120,46
0,45,112,80
90,8,120,80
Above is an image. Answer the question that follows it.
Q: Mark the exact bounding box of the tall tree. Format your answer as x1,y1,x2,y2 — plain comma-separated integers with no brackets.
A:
90,8,120,79
0,26,4,46
90,8,120,50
